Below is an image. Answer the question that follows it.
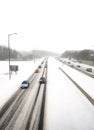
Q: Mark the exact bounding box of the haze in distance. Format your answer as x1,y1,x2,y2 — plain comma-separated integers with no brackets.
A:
0,0,94,53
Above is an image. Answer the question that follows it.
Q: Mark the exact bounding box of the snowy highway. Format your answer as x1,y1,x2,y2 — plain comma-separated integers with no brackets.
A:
44,58,94,130
0,60,47,130
1,58,94,130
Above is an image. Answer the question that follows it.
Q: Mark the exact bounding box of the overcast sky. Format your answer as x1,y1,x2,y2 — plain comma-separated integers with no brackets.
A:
0,0,94,53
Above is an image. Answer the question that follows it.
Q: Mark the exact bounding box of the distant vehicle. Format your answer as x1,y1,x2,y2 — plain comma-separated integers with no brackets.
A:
68,62,70,64
35,69,39,73
86,68,92,72
39,77,46,84
41,61,44,64
45,64,47,68
77,65,81,68
21,80,30,88
38,65,42,69
63,61,66,63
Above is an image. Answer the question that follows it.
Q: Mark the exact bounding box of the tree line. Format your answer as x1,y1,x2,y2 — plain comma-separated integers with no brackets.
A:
0,46,59,60
0,45,21,60
61,49,94,61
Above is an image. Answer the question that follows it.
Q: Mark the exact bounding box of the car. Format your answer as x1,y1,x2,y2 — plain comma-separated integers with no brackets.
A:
35,69,39,73
86,68,92,72
41,61,44,64
45,64,47,68
68,61,70,64
39,77,46,84
77,65,80,68
21,80,30,88
38,65,42,69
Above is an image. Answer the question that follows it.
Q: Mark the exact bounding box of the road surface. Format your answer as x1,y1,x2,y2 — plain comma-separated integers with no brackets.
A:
1,58,94,130
44,58,94,130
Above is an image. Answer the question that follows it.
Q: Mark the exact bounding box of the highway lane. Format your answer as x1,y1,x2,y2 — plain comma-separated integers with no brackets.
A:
0,60,47,130
44,58,94,130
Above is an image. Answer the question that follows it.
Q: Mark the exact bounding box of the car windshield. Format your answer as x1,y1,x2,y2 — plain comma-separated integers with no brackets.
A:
22,81,28,84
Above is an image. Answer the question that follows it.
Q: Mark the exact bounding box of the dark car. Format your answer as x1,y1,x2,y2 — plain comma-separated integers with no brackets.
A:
45,64,47,68
21,80,30,88
39,77,46,84
86,68,92,72
77,65,80,68
38,65,42,69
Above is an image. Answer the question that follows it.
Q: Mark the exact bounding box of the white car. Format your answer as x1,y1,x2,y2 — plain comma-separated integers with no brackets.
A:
21,80,30,89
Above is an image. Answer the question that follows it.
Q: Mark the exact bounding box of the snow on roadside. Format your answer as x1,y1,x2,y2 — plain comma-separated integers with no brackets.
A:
0,59,44,110
58,61,94,99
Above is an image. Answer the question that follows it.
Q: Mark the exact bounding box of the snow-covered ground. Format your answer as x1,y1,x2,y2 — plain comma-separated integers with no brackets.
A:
45,58,94,130
0,59,44,110
58,60,94,99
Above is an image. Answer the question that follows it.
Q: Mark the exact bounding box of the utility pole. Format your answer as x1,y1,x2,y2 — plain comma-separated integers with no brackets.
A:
8,33,17,79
